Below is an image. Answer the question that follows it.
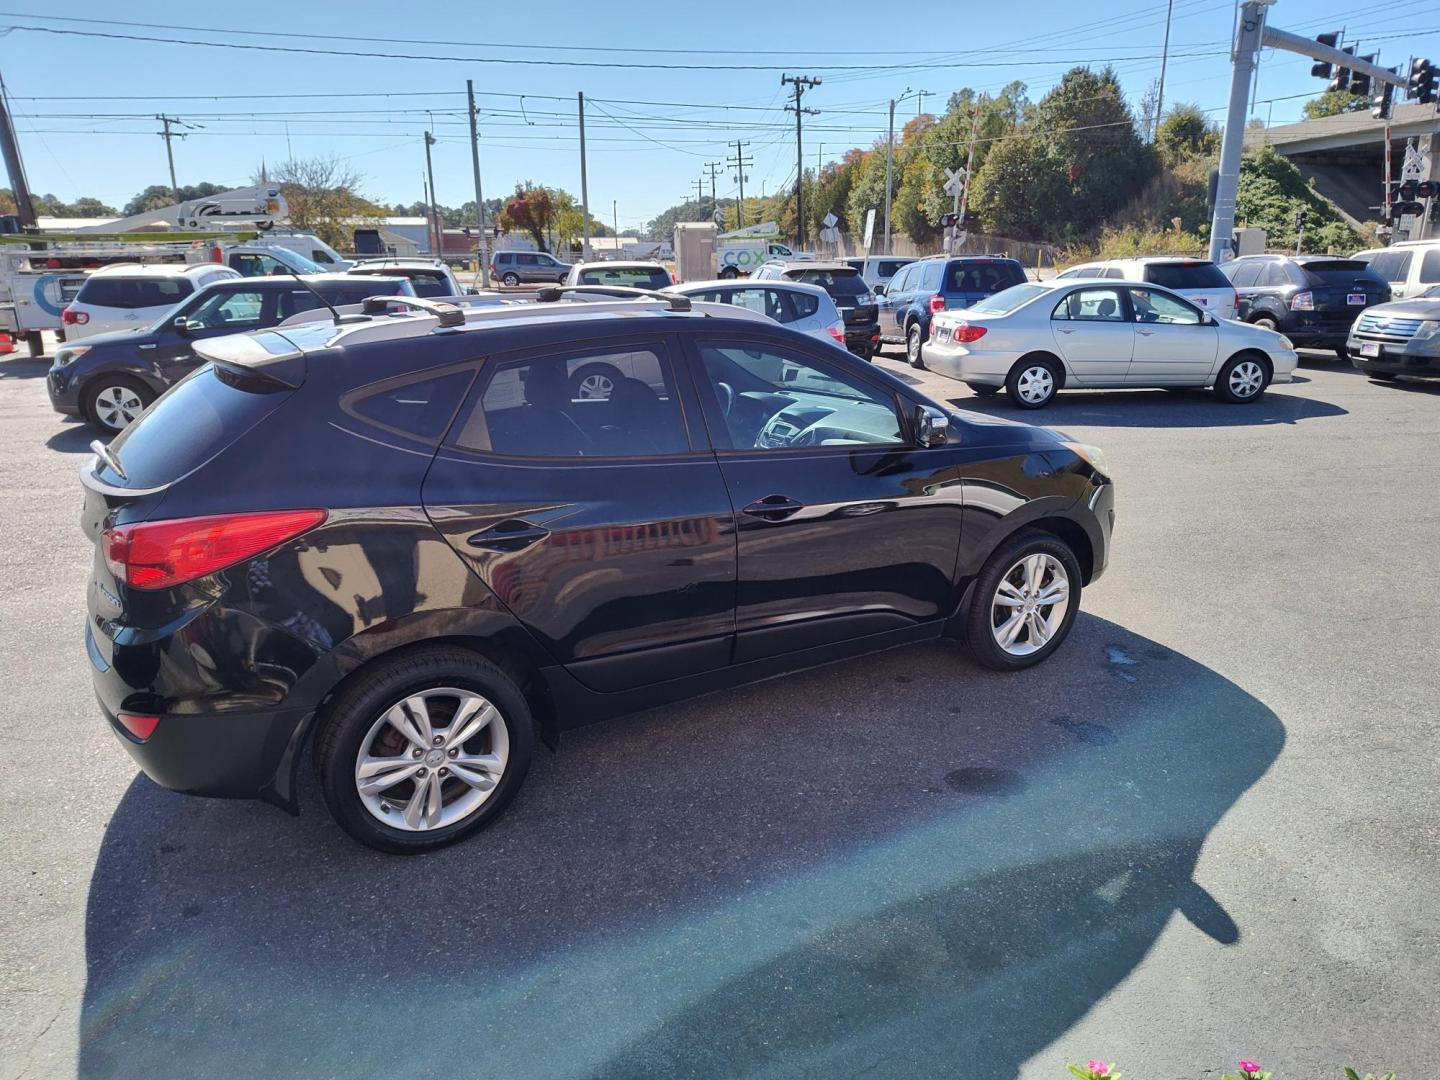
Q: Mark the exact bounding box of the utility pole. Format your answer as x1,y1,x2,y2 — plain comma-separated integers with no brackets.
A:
1154,0,1175,140
156,115,183,202
884,88,923,254
613,199,618,241
578,92,592,260
0,72,37,228
704,160,722,220
423,131,440,257
466,80,490,288
782,74,821,249
728,140,752,229
693,177,705,207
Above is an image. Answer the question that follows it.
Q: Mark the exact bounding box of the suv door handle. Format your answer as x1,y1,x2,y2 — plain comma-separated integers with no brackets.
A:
742,495,804,521
468,519,550,552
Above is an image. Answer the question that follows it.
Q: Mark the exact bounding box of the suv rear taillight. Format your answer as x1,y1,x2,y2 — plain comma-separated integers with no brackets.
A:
61,307,88,325
953,323,987,343
103,509,326,590
1290,290,1314,311
929,294,946,313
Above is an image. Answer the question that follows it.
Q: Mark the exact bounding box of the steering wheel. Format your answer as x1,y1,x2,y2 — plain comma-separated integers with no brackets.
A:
715,380,735,418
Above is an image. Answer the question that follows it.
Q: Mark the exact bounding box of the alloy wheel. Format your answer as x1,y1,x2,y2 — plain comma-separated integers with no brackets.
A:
94,385,145,431
1015,365,1055,405
576,372,615,399
354,687,510,832
990,553,1071,657
1228,360,1265,398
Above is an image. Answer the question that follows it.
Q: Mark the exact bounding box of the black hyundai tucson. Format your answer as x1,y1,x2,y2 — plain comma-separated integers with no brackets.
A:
81,290,1115,853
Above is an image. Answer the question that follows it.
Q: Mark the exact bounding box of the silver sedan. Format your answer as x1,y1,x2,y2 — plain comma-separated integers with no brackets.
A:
922,278,1298,408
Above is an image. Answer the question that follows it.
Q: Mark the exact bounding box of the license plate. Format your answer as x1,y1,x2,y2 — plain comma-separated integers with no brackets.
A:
1347,293,1366,305
935,326,951,342
1360,342,1380,357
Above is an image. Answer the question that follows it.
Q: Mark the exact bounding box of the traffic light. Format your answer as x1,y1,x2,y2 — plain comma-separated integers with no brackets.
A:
1328,46,1356,93
1294,210,1309,230
1372,80,1395,120
1349,56,1375,98
940,212,958,228
1399,180,1418,202
1410,58,1437,104
1311,32,1339,79
1393,201,1425,218
1419,181,1439,199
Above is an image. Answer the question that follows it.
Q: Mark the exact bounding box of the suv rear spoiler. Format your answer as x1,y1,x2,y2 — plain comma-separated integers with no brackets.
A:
194,331,308,389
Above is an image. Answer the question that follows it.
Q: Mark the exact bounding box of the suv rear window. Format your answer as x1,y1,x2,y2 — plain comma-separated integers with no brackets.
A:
76,276,192,309
946,261,1025,293
1298,260,1380,285
1142,262,1230,289
106,366,289,489
577,267,670,289
787,269,869,297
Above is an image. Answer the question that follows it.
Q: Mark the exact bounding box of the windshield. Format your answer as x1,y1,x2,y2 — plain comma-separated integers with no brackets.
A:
788,269,869,298
969,282,1049,314
277,250,324,273
577,266,670,289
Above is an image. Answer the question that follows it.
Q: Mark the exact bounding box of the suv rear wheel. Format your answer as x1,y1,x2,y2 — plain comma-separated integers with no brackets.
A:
906,323,926,368
84,374,154,434
315,646,534,853
501,271,520,287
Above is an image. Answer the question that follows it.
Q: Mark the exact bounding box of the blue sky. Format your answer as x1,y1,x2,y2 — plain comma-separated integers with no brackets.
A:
1,1,1435,230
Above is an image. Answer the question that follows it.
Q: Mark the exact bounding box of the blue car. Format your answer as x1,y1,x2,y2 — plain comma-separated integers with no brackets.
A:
878,255,1028,367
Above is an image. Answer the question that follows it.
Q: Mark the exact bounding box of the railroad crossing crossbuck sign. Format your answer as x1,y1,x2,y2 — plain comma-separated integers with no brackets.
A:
943,167,966,198
819,211,841,244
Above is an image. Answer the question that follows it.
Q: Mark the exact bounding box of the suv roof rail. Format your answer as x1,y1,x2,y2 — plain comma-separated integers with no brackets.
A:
535,284,691,311
361,294,466,327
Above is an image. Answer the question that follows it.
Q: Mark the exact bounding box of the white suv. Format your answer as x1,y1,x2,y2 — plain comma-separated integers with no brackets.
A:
1351,241,1440,299
61,263,240,341
1055,256,1238,319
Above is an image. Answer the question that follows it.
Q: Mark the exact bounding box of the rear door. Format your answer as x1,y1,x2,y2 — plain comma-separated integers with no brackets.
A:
1125,287,1218,384
877,263,914,341
421,332,738,693
1049,285,1135,385
683,331,964,663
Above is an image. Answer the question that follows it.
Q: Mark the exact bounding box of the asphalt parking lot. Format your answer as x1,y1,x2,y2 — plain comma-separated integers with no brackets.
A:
2,343,1438,1080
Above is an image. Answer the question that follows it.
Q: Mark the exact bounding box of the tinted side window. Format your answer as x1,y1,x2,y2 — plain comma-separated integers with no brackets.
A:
452,346,688,458
76,276,192,309
1261,264,1291,287
1367,250,1412,283
787,290,820,319
343,370,474,442
1144,262,1230,289
1227,262,1261,287
920,262,943,291
518,254,540,266
1420,249,1440,284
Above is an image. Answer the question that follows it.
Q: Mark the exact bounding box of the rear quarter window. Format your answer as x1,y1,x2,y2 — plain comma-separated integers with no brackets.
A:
342,370,475,442
1142,262,1230,289
77,276,192,309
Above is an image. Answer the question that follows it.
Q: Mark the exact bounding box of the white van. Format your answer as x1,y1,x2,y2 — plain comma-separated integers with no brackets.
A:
1351,241,1440,299
1056,256,1238,319
844,256,916,290
258,233,354,270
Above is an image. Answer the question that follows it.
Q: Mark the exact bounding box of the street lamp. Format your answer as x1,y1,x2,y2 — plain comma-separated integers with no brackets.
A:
885,87,928,255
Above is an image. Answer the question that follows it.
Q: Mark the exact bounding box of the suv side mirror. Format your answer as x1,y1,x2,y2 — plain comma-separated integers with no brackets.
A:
914,404,949,448
874,284,886,296
173,316,191,334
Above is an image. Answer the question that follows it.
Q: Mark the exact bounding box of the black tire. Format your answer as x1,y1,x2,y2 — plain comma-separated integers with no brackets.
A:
314,645,534,854
966,383,1001,397
501,272,520,287
718,266,740,280
82,374,154,434
1369,371,1398,382
905,322,926,368
964,530,1083,671
570,361,623,401
1212,352,1271,404
1004,355,1061,409
1250,314,1279,333
1334,346,1349,361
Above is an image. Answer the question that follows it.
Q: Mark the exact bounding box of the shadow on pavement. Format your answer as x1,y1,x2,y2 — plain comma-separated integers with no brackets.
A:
950,388,1346,428
78,615,1283,1079
47,422,101,454
0,357,51,381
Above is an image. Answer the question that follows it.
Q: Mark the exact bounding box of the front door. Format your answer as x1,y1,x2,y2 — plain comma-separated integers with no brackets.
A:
685,333,965,663
1048,285,1135,386
1125,286,1218,384
422,334,737,693
150,286,274,384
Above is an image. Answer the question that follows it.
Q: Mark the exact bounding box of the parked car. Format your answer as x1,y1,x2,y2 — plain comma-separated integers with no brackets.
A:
60,263,241,342
876,255,1028,367
665,278,847,351
1055,257,1238,320
492,250,572,286
921,278,1297,408
49,274,414,433
752,260,879,358
346,259,466,298
225,245,326,278
1351,240,1440,300
1219,254,1389,356
844,256,916,290
1346,284,1440,381
81,292,1113,852
564,260,673,290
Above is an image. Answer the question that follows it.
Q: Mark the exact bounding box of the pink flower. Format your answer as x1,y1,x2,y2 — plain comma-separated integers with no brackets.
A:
1238,1062,1261,1075
1088,1061,1111,1077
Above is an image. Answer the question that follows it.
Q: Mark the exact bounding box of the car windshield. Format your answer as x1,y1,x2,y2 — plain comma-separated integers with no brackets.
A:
577,266,670,289
275,250,325,274
969,283,1049,314
787,269,869,298
1143,261,1230,289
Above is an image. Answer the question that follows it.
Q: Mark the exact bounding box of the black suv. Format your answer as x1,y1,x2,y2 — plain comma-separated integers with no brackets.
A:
82,293,1114,852
48,274,414,433
1220,254,1389,356
753,261,880,359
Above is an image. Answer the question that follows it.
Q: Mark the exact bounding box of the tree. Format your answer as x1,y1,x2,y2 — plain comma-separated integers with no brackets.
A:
1236,144,1365,252
498,182,557,251
968,134,1069,240
1301,89,1368,120
1155,103,1221,165
259,158,384,250
122,182,226,216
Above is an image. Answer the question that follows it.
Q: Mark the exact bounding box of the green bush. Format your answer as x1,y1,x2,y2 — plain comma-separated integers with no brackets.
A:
1236,145,1367,253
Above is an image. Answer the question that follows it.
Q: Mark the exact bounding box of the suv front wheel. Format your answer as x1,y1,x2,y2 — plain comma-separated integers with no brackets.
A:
315,646,534,853
965,531,1082,670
